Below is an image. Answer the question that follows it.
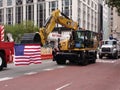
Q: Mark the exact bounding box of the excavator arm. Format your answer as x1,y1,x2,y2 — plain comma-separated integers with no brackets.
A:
33,9,78,46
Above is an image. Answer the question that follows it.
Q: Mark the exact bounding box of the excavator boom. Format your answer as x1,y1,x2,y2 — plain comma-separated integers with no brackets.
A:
33,9,78,46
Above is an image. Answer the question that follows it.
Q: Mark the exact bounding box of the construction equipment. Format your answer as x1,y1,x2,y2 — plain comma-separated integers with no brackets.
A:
53,30,99,65
33,9,99,65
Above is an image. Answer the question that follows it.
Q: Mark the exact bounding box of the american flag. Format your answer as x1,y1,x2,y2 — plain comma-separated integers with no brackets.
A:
14,44,41,66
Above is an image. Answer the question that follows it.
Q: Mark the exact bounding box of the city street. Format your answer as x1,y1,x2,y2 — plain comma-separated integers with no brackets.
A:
0,0,120,90
0,58,120,90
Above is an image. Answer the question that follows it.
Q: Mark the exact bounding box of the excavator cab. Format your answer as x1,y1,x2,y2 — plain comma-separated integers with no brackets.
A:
73,30,97,48
60,30,98,50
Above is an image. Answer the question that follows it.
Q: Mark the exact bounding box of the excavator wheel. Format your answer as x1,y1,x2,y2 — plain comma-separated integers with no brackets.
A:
33,33,43,46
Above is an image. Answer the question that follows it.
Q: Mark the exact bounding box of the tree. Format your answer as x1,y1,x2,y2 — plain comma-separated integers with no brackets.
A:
4,21,39,43
106,0,120,13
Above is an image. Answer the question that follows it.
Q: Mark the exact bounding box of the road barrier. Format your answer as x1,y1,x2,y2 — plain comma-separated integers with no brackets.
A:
41,54,53,60
41,47,53,60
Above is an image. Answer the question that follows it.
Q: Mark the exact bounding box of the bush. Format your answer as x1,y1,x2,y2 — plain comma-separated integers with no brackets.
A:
4,21,39,43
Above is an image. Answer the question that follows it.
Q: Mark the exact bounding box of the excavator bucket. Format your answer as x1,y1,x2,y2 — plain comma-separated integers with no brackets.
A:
33,33,43,46
20,32,43,46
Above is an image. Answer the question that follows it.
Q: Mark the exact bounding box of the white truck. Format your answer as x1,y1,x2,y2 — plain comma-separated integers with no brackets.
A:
98,38,120,59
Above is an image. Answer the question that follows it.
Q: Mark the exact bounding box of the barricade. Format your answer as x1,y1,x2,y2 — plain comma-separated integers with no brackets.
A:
41,54,53,60
41,47,53,60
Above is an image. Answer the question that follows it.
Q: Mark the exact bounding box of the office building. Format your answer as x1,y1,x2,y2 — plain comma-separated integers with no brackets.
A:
0,0,99,33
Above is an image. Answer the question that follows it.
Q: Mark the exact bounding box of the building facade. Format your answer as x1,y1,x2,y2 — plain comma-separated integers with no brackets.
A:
0,0,99,34
110,7,120,39
102,0,110,39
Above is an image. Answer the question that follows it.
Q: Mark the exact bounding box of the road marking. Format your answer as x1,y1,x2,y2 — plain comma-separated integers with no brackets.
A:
43,66,66,71
43,68,54,71
56,82,72,90
0,77,13,81
97,60,117,63
57,66,66,68
24,72,37,75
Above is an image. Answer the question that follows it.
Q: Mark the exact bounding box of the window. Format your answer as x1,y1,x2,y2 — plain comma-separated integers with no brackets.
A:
38,0,45,2
62,0,72,17
26,5,34,21
37,3,46,27
6,8,13,25
26,0,33,4
95,4,97,10
75,31,85,48
83,5,86,28
0,0,3,7
49,1,58,15
16,6,23,23
7,0,12,6
91,10,94,23
104,41,116,45
0,9,4,24
87,22,90,30
111,12,113,15
78,8,81,17
83,0,86,2
78,18,81,27
75,31,94,48
87,0,90,5
16,0,23,5
91,1,93,8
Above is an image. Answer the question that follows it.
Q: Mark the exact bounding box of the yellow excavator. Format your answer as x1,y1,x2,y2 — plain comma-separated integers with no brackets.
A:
33,9,99,65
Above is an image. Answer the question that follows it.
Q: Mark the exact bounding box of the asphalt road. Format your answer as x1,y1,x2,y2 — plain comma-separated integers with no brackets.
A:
0,58,120,90
0,60,65,78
